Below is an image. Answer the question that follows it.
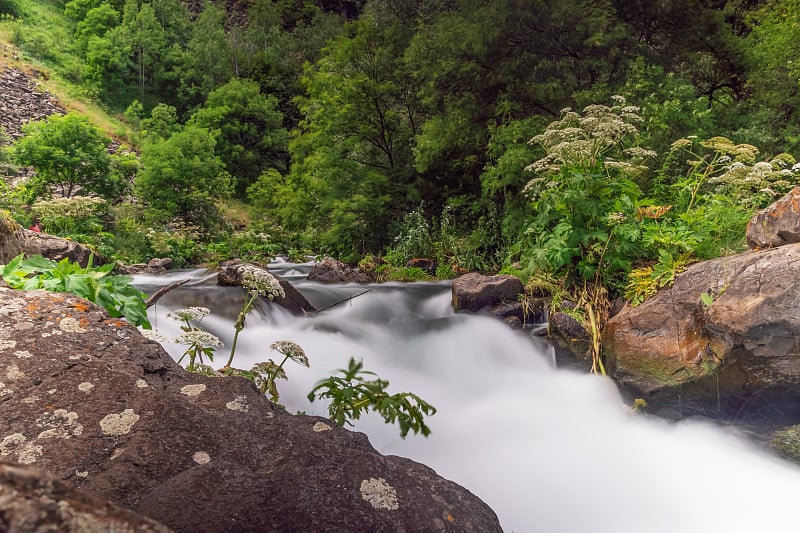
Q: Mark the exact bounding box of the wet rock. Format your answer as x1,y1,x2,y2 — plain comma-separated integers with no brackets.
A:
746,186,800,249
548,311,593,366
0,461,170,532
146,258,174,271
217,260,315,315
603,243,800,416
307,256,373,283
771,425,800,465
0,287,501,531
452,273,524,313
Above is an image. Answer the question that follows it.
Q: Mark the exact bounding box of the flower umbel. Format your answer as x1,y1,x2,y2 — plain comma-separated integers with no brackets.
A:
167,307,211,322
238,265,285,300
174,330,223,348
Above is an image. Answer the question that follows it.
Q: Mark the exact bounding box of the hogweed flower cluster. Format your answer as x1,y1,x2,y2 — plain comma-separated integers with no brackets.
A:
165,307,224,372
524,97,655,199
239,265,285,300
167,306,210,322
670,135,800,209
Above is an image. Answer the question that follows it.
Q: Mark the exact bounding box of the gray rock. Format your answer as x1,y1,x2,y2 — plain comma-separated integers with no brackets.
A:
0,287,501,532
0,213,102,267
217,260,316,314
19,228,104,267
307,256,373,283
0,461,171,532
0,67,64,140
451,272,524,313
746,186,800,249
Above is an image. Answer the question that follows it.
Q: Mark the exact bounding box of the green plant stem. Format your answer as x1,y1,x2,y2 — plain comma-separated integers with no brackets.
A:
225,290,259,368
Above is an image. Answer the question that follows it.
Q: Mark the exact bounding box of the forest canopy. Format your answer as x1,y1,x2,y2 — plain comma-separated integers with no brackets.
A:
1,0,799,296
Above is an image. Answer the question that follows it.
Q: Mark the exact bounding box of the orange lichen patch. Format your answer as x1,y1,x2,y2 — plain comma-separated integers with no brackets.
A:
72,302,91,313
103,319,126,328
447,514,454,522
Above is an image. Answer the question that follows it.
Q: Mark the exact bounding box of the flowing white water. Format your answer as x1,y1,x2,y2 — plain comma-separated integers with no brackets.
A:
136,266,800,533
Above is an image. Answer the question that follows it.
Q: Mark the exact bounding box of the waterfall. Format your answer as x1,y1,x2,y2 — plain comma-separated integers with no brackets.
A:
135,264,800,533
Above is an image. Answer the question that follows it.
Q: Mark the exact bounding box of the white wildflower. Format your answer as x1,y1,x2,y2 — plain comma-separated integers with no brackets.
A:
167,307,210,322
238,266,285,300
174,330,223,348
139,329,168,342
270,340,309,367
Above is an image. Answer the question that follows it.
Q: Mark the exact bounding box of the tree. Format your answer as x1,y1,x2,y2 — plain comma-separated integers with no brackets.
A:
135,126,231,228
13,112,128,200
190,79,288,195
178,3,232,108
283,10,421,256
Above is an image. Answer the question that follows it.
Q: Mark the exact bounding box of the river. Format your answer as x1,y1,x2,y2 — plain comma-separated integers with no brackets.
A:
133,261,800,532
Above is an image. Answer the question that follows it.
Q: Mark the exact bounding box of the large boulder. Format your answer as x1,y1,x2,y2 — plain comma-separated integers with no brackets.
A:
0,212,101,267
217,260,316,315
603,243,800,416
0,287,502,532
19,229,104,267
452,273,524,313
746,186,800,249
307,256,373,283
0,461,170,532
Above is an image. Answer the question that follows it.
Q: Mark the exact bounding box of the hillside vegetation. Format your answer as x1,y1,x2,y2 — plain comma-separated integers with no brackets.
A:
1,0,799,309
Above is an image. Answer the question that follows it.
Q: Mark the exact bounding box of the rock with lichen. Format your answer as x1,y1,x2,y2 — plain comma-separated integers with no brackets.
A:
0,287,502,532
0,461,171,532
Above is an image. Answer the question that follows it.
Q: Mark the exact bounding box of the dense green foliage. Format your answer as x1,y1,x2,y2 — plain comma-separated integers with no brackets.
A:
3,0,800,299
13,112,133,200
0,254,150,327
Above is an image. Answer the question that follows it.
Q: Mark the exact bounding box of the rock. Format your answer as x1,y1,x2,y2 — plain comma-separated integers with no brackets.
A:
19,228,105,267
406,258,436,273
307,256,373,283
217,260,316,315
491,300,546,328
548,311,593,367
771,425,800,465
603,243,800,416
452,272,524,313
0,67,64,140
0,211,25,264
746,186,800,249
146,257,174,271
0,213,102,267
0,461,171,532
0,287,503,531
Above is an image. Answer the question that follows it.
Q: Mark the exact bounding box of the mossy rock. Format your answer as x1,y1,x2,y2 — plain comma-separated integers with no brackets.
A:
0,210,20,237
771,425,800,464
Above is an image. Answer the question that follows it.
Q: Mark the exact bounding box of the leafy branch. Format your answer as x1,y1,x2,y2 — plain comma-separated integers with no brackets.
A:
308,357,437,438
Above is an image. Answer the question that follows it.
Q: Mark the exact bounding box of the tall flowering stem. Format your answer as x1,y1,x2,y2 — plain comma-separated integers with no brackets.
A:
167,307,222,372
225,266,285,369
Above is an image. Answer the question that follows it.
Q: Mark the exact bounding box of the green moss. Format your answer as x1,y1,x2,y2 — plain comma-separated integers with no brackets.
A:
0,210,20,236
771,425,800,464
